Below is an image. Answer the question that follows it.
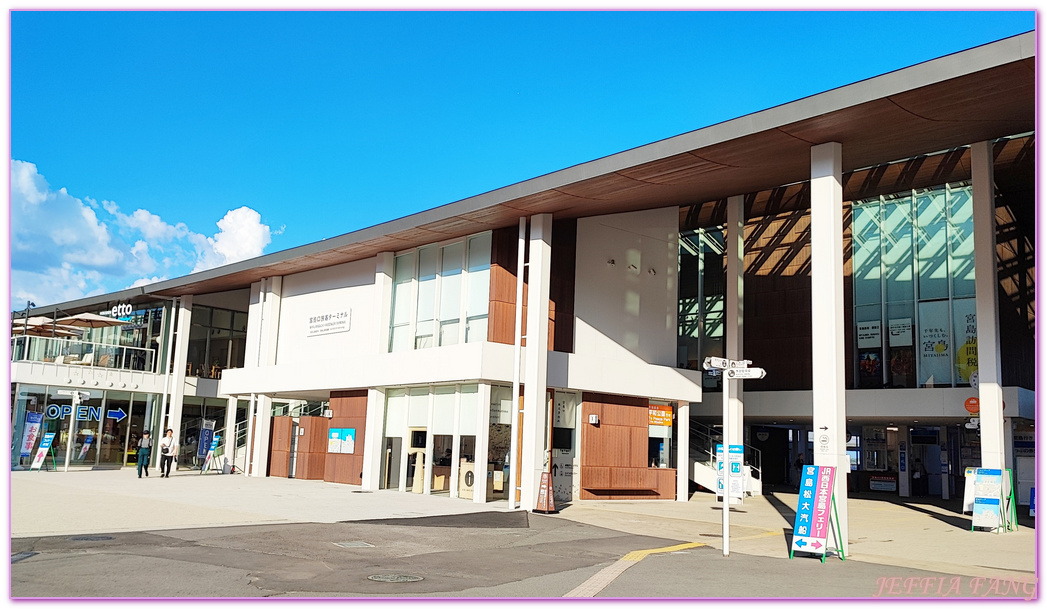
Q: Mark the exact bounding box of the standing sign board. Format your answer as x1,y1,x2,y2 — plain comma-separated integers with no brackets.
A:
201,435,222,473
972,469,1003,529
790,464,844,562
20,412,43,459
30,432,56,470
197,420,216,459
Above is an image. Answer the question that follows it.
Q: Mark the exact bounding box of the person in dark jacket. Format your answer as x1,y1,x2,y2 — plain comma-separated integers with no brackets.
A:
137,430,152,478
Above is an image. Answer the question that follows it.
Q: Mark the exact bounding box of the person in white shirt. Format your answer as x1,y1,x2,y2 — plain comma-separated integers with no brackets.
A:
158,429,179,478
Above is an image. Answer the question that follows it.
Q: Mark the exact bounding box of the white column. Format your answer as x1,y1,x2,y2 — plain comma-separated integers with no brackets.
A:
725,194,745,449
167,295,193,440
249,276,282,477
971,140,1005,470
375,253,395,353
521,213,553,510
474,384,492,505
508,217,527,510
361,388,384,490
810,142,848,554
676,401,690,502
222,396,238,471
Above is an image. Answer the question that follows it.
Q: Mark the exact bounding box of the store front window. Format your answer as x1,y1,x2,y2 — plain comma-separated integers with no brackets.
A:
852,182,976,389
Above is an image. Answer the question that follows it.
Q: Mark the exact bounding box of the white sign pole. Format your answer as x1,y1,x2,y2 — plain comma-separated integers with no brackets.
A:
722,383,730,557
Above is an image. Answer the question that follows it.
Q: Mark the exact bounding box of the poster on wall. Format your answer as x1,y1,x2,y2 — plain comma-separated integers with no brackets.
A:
858,351,882,388
856,321,882,348
918,301,951,386
327,428,356,454
888,318,913,347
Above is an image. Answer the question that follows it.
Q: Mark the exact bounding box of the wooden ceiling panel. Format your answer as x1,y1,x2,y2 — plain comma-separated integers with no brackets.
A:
616,152,723,185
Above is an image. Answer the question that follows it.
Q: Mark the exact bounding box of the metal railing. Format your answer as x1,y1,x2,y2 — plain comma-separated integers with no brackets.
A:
11,335,157,373
177,419,249,473
689,420,762,478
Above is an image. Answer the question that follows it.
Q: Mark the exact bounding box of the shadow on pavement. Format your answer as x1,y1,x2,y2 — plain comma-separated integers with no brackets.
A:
352,511,531,528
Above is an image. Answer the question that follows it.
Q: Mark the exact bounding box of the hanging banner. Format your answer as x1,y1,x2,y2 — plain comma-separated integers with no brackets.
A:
30,432,56,470
792,465,836,557
918,301,951,385
20,412,43,458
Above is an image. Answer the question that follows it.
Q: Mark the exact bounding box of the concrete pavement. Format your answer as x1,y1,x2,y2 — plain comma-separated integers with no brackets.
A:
9,469,1037,598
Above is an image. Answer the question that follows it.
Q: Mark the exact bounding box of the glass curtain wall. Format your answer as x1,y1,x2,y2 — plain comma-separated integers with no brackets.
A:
388,233,492,352
678,227,726,388
852,182,976,388
185,305,248,378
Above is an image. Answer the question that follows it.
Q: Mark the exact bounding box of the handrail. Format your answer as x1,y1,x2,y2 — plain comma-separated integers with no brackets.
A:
11,335,157,373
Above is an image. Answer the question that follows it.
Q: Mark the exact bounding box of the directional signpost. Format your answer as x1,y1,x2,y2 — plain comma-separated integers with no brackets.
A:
703,356,766,557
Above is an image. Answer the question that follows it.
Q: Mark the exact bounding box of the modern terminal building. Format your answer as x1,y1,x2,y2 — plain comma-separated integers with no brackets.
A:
10,34,1035,544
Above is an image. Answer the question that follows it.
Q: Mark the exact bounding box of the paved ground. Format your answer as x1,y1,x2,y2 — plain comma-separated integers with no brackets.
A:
8,469,1038,600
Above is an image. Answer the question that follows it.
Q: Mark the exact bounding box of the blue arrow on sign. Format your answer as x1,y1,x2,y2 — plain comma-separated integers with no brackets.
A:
795,539,807,548
106,408,127,422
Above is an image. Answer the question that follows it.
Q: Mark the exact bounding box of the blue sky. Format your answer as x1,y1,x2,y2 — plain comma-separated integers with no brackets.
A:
8,10,1036,308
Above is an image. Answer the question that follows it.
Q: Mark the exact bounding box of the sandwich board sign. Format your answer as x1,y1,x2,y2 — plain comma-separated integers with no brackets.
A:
30,432,56,471
790,464,845,562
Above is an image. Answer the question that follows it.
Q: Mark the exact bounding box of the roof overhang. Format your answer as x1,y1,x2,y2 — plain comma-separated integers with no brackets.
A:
31,32,1036,311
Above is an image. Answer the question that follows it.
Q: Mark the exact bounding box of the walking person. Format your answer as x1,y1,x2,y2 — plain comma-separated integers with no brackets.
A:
136,430,153,478
158,429,178,478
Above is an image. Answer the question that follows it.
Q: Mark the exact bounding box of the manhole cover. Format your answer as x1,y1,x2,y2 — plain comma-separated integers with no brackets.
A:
368,574,424,583
11,552,37,563
69,536,114,542
333,541,375,548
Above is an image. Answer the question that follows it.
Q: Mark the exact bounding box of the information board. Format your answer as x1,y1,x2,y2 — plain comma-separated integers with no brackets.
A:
715,444,745,498
971,469,1004,529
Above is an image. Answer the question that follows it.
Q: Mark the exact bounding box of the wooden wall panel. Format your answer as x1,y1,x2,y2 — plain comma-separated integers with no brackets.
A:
268,417,292,478
294,453,327,480
488,221,575,352
325,390,368,485
579,392,674,499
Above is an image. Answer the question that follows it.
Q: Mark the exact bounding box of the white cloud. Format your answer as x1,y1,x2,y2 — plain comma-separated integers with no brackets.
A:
191,207,273,273
10,160,276,305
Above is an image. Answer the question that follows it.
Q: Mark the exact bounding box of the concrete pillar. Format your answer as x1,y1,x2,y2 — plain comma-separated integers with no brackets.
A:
167,295,193,442
810,142,848,553
375,252,394,353
521,213,553,510
222,395,238,471
474,384,493,505
246,277,282,477
676,401,690,502
971,140,1005,470
360,388,384,490
725,195,745,448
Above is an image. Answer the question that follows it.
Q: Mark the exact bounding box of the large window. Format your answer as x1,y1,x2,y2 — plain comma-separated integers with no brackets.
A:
186,305,248,378
852,182,976,388
388,233,492,352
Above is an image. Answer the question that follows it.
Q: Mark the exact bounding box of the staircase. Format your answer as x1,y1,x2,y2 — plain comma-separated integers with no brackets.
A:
177,419,249,473
689,421,762,498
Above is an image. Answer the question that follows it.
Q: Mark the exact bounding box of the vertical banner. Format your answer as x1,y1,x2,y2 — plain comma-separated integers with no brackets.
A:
77,434,94,460
30,432,56,470
918,300,952,385
197,420,216,459
20,412,43,458
792,465,837,557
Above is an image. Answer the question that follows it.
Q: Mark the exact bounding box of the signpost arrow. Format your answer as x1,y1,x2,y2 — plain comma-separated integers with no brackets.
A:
819,426,828,431
795,539,807,548
811,541,822,549
106,409,127,422
724,367,767,380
